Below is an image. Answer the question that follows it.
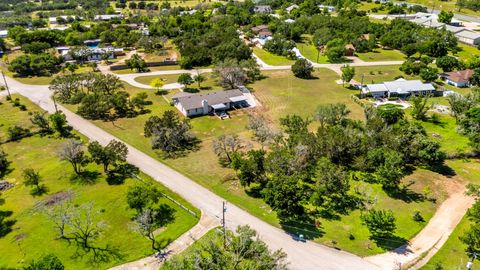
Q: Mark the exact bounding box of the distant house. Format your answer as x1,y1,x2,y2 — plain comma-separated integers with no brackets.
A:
440,69,473,88
0,30,7,38
254,5,273,14
284,19,295,24
58,46,124,62
318,5,336,12
252,25,269,33
455,29,480,45
364,78,435,98
84,39,101,47
258,30,272,39
49,15,82,24
94,13,124,21
172,89,250,117
286,4,298,13
345,44,356,56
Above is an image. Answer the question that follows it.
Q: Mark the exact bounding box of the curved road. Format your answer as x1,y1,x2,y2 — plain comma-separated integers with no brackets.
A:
2,77,380,270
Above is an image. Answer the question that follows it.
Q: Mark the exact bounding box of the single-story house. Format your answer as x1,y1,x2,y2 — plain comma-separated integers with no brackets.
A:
440,69,474,88
94,14,124,21
286,4,299,13
364,78,435,98
318,5,336,12
345,44,356,56
172,89,250,117
455,29,480,45
284,19,295,24
58,46,124,62
49,15,82,24
0,30,7,38
258,30,272,39
254,5,273,14
84,39,101,47
252,25,269,33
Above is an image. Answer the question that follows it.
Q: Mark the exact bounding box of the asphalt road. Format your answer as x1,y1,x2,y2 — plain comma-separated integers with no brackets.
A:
3,77,381,270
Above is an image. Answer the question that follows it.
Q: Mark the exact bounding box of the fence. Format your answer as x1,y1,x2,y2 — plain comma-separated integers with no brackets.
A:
109,60,178,71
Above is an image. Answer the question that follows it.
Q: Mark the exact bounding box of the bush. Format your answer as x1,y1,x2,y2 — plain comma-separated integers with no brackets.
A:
291,58,313,79
7,125,30,141
361,209,397,238
413,211,424,222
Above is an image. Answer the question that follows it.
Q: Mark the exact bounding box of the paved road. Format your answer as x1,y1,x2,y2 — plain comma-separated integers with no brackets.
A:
3,77,380,270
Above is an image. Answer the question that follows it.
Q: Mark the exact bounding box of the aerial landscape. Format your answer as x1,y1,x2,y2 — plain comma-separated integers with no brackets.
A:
1,0,480,269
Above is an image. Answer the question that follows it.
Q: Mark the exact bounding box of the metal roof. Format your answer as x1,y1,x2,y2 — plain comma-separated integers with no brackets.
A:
174,89,245,111
455,29,480,40
366,79,435,94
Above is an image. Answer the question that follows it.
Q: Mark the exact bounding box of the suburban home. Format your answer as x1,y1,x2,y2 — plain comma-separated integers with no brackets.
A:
258,30,273,39
84,39,101,47
0,30,7,38
318,5,336,12
364,78,435,98
251,25,269,33
286,4,299,13
345,44,356,56
440,69,474,88
254,5,273,14
58,46,124,62
94,13,124,21
455,29,480,45
172,89,250,117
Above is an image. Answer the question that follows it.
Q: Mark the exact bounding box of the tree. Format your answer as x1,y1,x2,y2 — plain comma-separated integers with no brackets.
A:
66,202,106,249
291,58,313,79
470,68,480,86
325,39,346,63
315,103,350,128
88,140,128,173
401,44,417,58
313,158,350,213
436,55,459,72
341,65,355,87
0,149,8,177
23,168,47,196
213,59,248,89
376,104,404,125
135,205,175,252
49,111,72,137
126,184,163,214
58,139,89,175
438,10,454,23
193,72,206,89
361,209,396,238
24,254,64,270
262,175,305,220
247,115,280,147
419,67,439,82
149,78,165,93
177,73,194,88
164,225,288,270
410,95,430,121
126,54,149,73
30,112,52,134
232,149,267,187
212,134,246,166
144,111,197,155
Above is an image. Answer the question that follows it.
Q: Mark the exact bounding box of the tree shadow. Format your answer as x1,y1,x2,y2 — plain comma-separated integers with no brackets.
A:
155,90,168,96
385,183,426,203
245,185,264,198
0,210,15,238
183,88,199,93
427,163,456,177
280,216,325,240
70,171,101,185
72,243,124,265
370,234,408,252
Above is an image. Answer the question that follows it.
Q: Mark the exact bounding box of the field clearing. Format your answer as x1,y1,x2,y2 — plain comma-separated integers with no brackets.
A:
356,49,406,62
253,47,295,66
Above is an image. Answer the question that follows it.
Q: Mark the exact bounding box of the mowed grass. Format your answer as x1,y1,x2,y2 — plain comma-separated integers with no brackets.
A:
251,68,365,121
421,159,480,269
353,65,417,84
296,42,329,64
0,95,43,140
134,72,221,91
454,43,480,62
253,47,295,66
0,96,199,269
356,49,406,62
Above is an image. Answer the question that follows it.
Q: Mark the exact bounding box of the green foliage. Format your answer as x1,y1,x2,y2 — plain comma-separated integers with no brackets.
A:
376,104,404,125
470,68,480,86
88,140,128,173
23,168,47,196
30,112,52,134
126,184,163,215
438,10,454,23
7,125,30,141
22,41,51,54
341,65,355,86
410,96,430,121
0,149,9,177
24,254,64,270
9,53,61,76
361,209,397,238
325,38,346,63
231,149,266,187
163,226,288,270
419,67,439,82
126,54,149,73
177,73,193,86
436,55,460,72
291,58,313,79
49,112,72,137
264,35,296,59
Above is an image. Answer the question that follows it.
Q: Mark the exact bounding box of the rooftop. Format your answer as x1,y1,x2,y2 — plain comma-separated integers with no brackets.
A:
173,89,245,110
455,29,480,40
366,79,435,94
442,69,474,83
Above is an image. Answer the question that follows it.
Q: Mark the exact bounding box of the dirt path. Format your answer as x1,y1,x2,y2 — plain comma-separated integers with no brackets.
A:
365,181,474,270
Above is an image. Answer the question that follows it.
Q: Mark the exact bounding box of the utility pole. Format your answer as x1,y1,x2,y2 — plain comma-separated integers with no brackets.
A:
52,95,59,113
360,74,365,95
1,71,11,99
222,201,227,248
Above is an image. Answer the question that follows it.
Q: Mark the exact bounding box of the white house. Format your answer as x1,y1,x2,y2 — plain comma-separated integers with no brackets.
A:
254,5,273,14
94,14,124,21
172,89,250,117
455,29,480,45
364,78,435,98
440,69,474,88
0,30,7,38
318,5,336,12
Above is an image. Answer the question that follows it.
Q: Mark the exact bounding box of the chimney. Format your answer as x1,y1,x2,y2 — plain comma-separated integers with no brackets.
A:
202,99,209,115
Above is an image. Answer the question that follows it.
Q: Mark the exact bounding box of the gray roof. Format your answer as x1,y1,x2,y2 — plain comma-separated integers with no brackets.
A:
174,89,245,110
455,29,480,40
367,79,435,94
443,24,464,33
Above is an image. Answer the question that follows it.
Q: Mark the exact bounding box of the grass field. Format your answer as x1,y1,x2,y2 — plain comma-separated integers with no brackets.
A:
454,43,480,62
421,159,480,269
356,49,406,62
0,95,199,269
252,47,295,66
404,0,480,17
134,72,221,91
353,65,417,84
296,42,329,64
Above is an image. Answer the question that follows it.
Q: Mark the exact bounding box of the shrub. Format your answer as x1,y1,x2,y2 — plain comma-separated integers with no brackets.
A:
361,209,396,238
413,211,424,222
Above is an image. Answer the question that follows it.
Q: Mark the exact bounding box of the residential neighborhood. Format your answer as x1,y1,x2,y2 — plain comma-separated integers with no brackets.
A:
0,0,480,270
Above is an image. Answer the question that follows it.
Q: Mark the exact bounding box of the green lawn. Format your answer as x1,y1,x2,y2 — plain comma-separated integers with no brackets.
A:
403,0,480,17
0,95,199,269
356,49,406,62
454,43,480,62
111,65,183,75
253,47,295,66
421,159,480,270
353,65,417,84
296,42,329,64
134,73,221,91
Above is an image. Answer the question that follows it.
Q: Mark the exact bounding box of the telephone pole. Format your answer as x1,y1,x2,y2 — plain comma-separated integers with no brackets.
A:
222,201,227,248
1,71,11,99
